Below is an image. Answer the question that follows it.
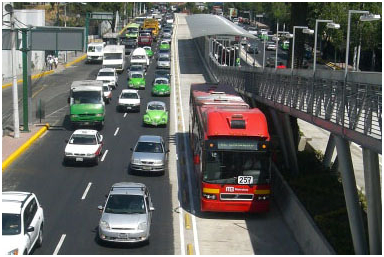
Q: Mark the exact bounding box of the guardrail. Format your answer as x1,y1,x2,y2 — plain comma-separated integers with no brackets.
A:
195,36,382,154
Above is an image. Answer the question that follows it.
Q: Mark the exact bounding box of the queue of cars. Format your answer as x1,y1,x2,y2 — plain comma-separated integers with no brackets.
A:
2,12,175,253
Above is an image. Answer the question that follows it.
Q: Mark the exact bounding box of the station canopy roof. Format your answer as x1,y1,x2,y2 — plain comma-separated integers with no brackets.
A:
186,14,256,39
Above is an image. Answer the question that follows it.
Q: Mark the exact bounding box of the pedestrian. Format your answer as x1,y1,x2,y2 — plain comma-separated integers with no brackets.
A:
54,56,58,69
46,54,52,70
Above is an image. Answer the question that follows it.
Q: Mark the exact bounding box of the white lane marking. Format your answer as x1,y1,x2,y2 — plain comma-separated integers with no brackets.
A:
45,105,68,118
53,234,66,255
171,19,185,256
101,150,108,162
114,127,120,136
174,14,200,255
81,182,92,200
124,113,127,118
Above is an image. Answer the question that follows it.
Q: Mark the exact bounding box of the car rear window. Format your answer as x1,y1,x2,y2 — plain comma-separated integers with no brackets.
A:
70,134,97,145
135,142,163,153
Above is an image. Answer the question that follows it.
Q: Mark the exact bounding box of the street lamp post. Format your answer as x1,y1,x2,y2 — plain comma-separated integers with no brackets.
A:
313,19,340,73
275,21,278,69
291,26,308,71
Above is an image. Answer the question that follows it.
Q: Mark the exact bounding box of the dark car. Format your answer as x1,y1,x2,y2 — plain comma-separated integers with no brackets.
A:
266,57,286,69
121,37,137,55
246,43,259,54
154,69,171,81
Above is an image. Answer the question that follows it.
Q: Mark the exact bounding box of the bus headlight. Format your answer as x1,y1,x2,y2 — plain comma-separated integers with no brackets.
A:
256,195,269,201
203,193,216,200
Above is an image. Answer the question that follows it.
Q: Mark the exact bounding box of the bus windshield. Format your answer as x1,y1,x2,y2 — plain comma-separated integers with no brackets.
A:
127,27,139,34
203,151,270,185
104,53,122,60
72,91,102,104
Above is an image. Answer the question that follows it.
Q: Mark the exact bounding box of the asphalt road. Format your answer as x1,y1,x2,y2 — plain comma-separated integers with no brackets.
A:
3,42,174,254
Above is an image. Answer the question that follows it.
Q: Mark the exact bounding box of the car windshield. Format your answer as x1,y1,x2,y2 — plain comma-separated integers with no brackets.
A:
203,151,270,185
105,195,146,214
98,72,114,77
127,28,139,33
143,47,151,51
104,53,122,60
148,104,165,111
88,46,103,52
131,73,143,78
130,66,143,71
103,85,110,91
132,55,145,60
70,134,97,145
158,57,169,62
159,49,169,54
155,79,168,84
135,142,163,153
140,33,151,37
121,92,138,99
2,213,21,235
72,91,102,104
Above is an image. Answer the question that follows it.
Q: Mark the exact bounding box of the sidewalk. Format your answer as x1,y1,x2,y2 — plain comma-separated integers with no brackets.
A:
2,51,85,163
2,51,85,87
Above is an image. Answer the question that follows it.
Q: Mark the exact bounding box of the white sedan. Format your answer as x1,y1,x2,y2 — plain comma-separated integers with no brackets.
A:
64,129,103,165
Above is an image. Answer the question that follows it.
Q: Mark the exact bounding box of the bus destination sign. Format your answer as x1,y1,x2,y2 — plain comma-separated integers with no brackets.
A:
217,140,258,151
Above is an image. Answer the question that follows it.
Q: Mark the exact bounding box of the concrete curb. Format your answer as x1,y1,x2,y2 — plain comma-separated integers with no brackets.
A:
64,54,87,68
2,123,50,171
2,54,87,89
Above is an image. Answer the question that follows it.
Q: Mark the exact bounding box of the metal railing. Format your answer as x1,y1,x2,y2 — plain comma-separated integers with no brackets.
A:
196,36,382,153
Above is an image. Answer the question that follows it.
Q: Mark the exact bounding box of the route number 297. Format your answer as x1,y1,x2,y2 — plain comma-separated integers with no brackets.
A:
237,176,253,185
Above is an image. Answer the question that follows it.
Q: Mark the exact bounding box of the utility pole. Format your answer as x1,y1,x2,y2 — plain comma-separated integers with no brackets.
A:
9,4,20,138
64,3,67,63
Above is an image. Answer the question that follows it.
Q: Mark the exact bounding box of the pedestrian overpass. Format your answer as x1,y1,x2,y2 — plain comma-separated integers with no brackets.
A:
186,14,382,255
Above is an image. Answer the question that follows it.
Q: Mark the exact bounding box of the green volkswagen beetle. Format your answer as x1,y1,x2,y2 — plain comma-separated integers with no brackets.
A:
143,101,168,127
143,46,153,58
152,77,170,96
128,71,146,89
159,40,170,50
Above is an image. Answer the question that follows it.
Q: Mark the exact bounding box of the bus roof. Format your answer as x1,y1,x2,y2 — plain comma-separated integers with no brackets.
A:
191,83,249,109
204,108,270,139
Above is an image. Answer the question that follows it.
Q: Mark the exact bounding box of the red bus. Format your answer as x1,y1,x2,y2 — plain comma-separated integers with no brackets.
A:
189,83,271,213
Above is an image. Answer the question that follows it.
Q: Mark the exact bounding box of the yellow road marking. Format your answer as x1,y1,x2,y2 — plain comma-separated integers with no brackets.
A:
187,244,194,255
185,213,191,230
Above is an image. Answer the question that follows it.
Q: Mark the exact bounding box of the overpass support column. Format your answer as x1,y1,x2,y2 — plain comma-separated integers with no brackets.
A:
334,135,368,254
323,133,336,168
362,148,382,254
283,114,299,175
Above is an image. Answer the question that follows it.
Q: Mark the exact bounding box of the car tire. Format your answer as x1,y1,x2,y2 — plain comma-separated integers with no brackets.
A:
36,224,43,247
94,155,100,166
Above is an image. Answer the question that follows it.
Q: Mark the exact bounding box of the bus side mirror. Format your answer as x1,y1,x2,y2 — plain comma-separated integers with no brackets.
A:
193,155,200,165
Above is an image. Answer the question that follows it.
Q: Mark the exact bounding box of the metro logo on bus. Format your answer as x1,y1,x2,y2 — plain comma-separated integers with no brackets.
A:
226,187,235,192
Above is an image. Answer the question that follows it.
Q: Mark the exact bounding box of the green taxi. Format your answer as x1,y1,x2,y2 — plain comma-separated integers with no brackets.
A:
159,41,170,50
128,72,146,89
152,77,170,96
143,46,153,58
143,101,168,127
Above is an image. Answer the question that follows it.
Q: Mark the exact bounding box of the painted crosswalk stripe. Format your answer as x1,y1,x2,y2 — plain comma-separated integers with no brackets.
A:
81,182,92,200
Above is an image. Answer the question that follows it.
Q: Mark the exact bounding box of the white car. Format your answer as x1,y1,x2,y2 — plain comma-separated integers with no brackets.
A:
64,129,104,165
117,89,141,112
248,27,258,36
102,84,112,104
266,42,277,51
157,57,171,69
2,191,44,255
96,68,118,89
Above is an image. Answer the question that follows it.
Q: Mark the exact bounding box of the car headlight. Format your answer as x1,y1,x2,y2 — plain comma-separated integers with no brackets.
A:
95,113,103,117
65,152,72,156
87,153,95,157
100,220,110,230
70,114,78,118
162,118,166,122
138,222,147,230
144,116,150,121
8,249,19,255
132,159,141,165
154,160,163,165
134,102,141,106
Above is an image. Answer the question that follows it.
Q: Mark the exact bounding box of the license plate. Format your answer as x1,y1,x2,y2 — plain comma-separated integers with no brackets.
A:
159,92,164,95
118,233,128,239
143,166,151,170
237,176,253,185
75,158,83,162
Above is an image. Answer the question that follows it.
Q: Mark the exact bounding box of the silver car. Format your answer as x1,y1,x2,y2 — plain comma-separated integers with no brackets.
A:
127,65,146,78
158,49,171,59
157,57,170,69
98,182,155,244
130,135,168,174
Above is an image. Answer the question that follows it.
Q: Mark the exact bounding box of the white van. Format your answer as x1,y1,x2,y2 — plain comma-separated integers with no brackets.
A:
86,42,105,63
102,45,125,73
130,48,149,70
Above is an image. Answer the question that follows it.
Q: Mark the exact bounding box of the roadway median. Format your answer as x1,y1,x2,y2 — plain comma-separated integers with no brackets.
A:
2,123,50,171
